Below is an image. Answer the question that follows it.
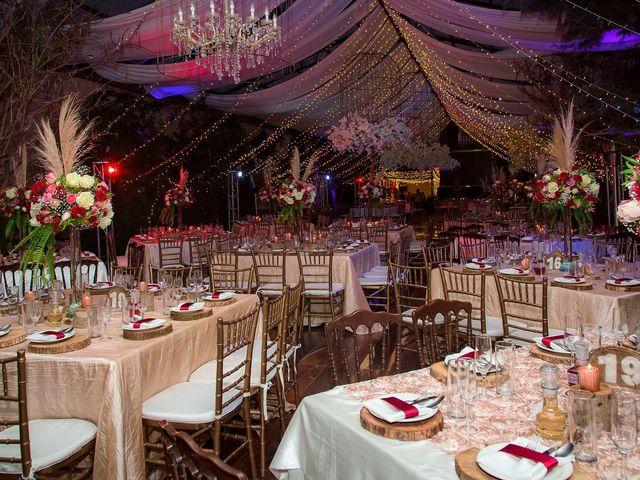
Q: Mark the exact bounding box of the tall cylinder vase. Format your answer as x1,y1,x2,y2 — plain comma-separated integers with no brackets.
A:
69,227,83,305
564,210,573,257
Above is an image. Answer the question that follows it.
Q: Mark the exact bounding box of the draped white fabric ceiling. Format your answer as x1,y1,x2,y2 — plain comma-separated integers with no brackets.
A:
80,0,639,157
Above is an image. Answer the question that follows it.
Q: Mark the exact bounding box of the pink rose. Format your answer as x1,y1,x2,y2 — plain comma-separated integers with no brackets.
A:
566,178,576,186
45,172,57,184
46,184,56,194
66,193,76,204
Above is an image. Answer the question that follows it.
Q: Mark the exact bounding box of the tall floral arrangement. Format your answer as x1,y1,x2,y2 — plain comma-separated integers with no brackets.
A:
1,187,31,239
14,96,114,284
273,147,317,223
530,101,599,230
357,182,385,204
160,166,194,226
327,113,412,155
617,152,640,236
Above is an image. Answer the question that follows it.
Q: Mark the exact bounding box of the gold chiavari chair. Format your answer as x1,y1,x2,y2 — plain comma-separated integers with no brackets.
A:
144,305,260,478
438,266,504,338
359,240,400,312
160,421,248,480
495,275,561,346
422,242,454,269
207,250,253,294
0,350,97,478
214,237,230,251
412,299,472,367
367,225,389,261
188,235,214,277
297,249,344,333
228,234,243,249
151,236,185,283
251,248,292,298
110,265,142,285
595,232,635,262
458,233,488,263
282,282,303,405
324,310,403,385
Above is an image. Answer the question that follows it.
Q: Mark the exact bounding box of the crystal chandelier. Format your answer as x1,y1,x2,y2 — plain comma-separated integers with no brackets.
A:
172,1,281,83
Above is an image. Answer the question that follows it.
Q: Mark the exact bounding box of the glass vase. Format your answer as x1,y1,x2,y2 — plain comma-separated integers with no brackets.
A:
563,209,573,257
69,227,83,305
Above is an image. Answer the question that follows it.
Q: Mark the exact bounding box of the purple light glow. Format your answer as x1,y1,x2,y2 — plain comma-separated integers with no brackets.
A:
148,84,202,99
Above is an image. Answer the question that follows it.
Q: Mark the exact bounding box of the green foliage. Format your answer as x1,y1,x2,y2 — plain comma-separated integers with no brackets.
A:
12,224,56,284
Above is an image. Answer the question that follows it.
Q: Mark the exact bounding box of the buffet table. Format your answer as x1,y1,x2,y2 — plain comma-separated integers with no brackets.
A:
0,294,261,479
271,348,640,480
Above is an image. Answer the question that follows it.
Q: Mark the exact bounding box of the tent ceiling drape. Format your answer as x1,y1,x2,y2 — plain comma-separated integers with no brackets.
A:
80,0,638,157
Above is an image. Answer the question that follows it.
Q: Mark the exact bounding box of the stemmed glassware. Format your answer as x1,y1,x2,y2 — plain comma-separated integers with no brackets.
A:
564,313,580,355
611,393,637,480
474,334,492,398
456,358,477,431
25,300,43,334
98,304,112,341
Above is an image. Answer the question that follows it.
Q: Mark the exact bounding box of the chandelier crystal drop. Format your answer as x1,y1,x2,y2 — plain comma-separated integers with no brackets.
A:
172,1,281,83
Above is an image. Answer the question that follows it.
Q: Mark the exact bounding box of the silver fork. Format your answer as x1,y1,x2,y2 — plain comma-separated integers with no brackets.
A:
526,435,541,452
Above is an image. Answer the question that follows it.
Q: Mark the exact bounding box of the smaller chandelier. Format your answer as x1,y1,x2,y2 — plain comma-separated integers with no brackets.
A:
172,1,281,83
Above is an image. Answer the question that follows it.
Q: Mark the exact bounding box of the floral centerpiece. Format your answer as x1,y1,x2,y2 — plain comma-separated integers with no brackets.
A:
14,96,113,302
160,166,194,227
327,113,412,155
273,147,317,226
1,186,31,239
530,102,599,254
357,182,385,205
617,152,640,236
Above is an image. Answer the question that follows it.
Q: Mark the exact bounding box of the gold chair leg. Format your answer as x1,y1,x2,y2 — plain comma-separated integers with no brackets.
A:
258,391,267,479
243,397,258,480
275,373,286,437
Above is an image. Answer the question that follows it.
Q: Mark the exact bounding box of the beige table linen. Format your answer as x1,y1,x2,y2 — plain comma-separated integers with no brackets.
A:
430,268,640,330
0,294,260,479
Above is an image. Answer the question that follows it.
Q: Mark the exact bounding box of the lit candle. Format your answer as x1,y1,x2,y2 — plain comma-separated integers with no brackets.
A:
521,257,530,270
578,364,601,392
81,294,92,309
139,281,148,292
23,291,36,301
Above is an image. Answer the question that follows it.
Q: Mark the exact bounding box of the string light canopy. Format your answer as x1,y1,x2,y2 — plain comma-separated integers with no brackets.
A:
172,1,281,83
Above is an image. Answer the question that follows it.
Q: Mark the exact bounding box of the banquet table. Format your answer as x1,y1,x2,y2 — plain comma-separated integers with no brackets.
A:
270,348,640,480
430,267,640,331
0,293,261,479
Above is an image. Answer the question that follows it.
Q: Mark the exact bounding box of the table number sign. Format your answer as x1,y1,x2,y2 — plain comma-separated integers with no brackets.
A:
544,251,565,271
589,346,640,389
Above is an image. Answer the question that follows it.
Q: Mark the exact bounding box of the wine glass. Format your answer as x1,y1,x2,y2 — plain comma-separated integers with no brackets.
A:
98,304,112,341
27,300,43,333
474,334,492,398
456,358,477,431
611,393,637,480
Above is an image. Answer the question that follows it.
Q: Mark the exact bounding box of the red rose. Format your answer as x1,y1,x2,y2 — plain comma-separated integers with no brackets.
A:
572,175,582,183
95,188,107,203
533,191,545,202
88,215,98,225
558,171,570,182
70,206,87,219
567,199,576,208
52,217,61,226
31,180,47,196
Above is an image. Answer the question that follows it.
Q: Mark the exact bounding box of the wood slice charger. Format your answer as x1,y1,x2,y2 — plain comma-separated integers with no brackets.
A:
0,327,27,348
123,321,173,341
360,407,443,441
455,448,593,480
550,280,593,291
203,298,237,308
605,282,640,293
28,330,91,354
529,344,573,364
170,308,212,321
430,361,501,388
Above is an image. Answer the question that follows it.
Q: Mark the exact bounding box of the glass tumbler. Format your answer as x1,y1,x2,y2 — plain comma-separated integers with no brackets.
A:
446,361,466,419
566,389,598,463
87,305,100,339
495,340,515,396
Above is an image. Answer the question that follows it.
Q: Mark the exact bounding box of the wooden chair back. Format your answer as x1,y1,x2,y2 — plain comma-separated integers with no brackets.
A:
413,299,472,366
228,234,242,249
189,235,213,267
0,350,31,477
367,226,389,253
457,233,488,262
285,282,303,349
296,249,333,291
160,421,248,480
422,242,454,268
127,242,145,268
439,266,487,336
324,310,402,385
1,266,43,298
251,249,287,292
158,237,184,268
214,237,231,251
389,261,430,316
495,275,549,344
595,233,634,262
110,265,142,285
260,290,288,384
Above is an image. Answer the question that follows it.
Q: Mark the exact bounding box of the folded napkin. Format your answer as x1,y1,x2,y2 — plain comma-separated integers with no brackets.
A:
444,347,477,365
541,334,565,348
205,292,235,300
180,302,193,311
607,278,640,286
553,276,584,284
472,257,496,264
40,330,66,339
477,437,572,480
132,318,157,329
90,281,113,288
363,395,434,423
466,262,488,269
499,268,527,275
175,302,204,312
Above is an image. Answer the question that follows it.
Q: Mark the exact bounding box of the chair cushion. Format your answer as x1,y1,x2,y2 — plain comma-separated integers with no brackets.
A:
370,266,388,272
116,256,128,267
363,270,388,278
0,418,96,475
142,382,242,423
359,277,389,286
303,283,344,296
402,309,445,325
257,283,297,297
470,315,505,337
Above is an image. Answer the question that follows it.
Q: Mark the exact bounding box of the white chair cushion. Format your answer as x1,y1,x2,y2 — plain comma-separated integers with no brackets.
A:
257,282,297,297
142,382,242,423
0,418,96,475
363,270,388,278
470,315,505,337
370,266,388,272
409,241,426,252
403,309,445,325
303,283,344,296
359,277,389,286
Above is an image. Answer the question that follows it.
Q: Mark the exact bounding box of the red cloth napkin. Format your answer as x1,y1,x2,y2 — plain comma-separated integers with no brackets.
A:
541,334,565,348
499,444,558,472
41,331,65,339
563,276,582,282
208,293,222,299
614,278,633,284
179,303,193,311
133,318,156,329
381,397,419,418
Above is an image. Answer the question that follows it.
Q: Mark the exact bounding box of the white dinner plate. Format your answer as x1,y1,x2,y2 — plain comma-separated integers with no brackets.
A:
0,326,11,337
606,278,640,287
27,329,75,344
368,393,439,424
472,257,496,264
122,318,166,331
553,276,586,284
532,336,571,355
477,441,573,480
171,302,205,313
203,292,236,301
498,268,529,276
465,262,493,270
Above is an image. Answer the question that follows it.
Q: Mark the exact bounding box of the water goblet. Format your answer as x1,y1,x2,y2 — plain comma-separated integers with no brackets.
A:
474,334,492,398
611,393,637,480
98,304,112,340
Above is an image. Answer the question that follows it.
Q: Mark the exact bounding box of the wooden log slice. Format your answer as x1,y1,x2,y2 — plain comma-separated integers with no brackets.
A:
605,283,640,293
123,321,173,341
87,287,111,296
28,331,91,354
569,383,612,431
529,344,573,364
550,281,593,291
203,297,237,308
359,407,443,441
0,328,27,348
455,447,593,480
170,308,212,321
430,361,501,387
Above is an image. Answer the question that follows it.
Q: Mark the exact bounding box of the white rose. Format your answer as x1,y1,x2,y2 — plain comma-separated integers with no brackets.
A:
65,172,82,187
98,216,112,229
294,191,304,200
285,197,294,205
546,182,559,194
30,218,40,227
580,174,592,186
76,191,95,208
61,211,71,221
79,175,95,189
617,200,640,223
5,188,16,199
543,174,551,182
